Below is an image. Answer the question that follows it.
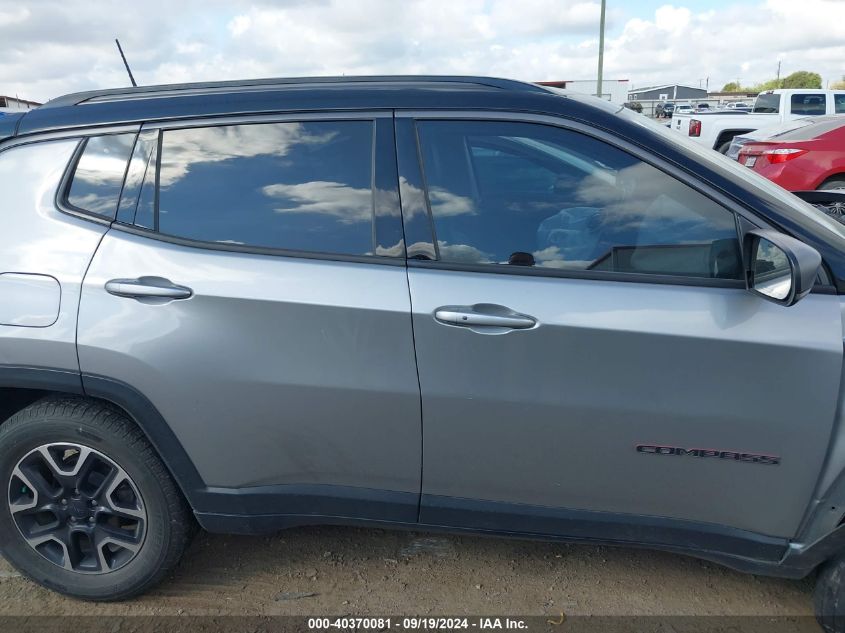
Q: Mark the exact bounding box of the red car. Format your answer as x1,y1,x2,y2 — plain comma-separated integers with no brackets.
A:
738,116,845,191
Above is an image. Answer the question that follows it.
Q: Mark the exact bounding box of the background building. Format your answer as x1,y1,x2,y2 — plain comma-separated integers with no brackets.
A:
0,96,41,114
537,80,630,104
627,84,708,101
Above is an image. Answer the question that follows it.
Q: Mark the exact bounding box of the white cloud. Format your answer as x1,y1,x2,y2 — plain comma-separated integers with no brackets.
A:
0,0,844,103
158,122,337,187
263,181,372,223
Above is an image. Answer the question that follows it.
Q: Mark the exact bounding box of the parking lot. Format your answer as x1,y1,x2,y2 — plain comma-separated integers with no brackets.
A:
0,526,815,618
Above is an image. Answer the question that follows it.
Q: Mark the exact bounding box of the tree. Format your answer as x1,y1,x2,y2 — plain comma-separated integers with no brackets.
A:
755,78,782,91
831,76,845,90
780,71,822,89
721,71,823,93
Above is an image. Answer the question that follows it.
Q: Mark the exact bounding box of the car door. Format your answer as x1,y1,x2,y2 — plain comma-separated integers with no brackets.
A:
396,114,843,544
77,113,422,522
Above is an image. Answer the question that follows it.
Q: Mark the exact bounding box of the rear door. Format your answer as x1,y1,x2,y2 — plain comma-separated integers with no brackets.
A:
77,114,422,520
397,113,842,543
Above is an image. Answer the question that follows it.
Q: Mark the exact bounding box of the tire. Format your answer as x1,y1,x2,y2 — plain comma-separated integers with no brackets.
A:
815,556,845,632
0,396,195,600
818,177,845,191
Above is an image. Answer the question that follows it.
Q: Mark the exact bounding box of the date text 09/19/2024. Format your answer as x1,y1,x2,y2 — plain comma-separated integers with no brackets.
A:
307,617,532,630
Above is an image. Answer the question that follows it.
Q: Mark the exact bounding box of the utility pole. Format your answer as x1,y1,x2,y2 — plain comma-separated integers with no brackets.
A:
115,38,137,87
596,0,606,99
776,60,782,88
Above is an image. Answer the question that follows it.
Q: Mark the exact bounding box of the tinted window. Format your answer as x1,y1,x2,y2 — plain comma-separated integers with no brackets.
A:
835,94,845,114
157,121,374,255
416,120,742,279
67,133,135,218
791,94,827,116
753,94,780,113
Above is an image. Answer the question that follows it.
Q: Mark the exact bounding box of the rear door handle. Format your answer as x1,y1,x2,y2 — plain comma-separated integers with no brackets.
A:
105,277,193,300
434,304,536,330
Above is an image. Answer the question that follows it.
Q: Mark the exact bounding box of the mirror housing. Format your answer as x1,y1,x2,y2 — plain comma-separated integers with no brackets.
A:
744,229,821,306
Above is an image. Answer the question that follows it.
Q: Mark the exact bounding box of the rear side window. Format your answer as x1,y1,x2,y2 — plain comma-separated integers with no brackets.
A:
835,94,845,114
66,133,135,219
791,94,827,116
156,121,375,256
416,120,742,280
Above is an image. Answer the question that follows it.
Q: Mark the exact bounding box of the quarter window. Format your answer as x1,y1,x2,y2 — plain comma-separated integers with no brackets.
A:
156,121,375,256
416,120,743,280
66,133,136,219
791,94,827,116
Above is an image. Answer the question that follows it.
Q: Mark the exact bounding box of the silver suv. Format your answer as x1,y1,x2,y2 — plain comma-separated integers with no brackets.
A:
2,76,845,630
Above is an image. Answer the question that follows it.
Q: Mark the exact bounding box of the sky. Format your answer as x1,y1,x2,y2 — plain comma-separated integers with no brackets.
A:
1,0,843,103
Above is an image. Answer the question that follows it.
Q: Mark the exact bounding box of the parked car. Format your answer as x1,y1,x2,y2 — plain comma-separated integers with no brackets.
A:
656,101,674,118
4,76,845,631
726,117,828,160
738,117,845,191
674,103,694,115
694,103,711,112
725,102,751,110
671,89,845,152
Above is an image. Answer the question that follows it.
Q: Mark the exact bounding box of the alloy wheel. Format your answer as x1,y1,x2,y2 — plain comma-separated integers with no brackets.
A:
7,443,146,574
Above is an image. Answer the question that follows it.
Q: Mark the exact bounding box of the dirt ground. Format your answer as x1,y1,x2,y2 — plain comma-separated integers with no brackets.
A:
0,526,816,619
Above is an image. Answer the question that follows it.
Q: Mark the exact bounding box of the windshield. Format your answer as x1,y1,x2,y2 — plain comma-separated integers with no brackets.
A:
741,117,817,142
773,117,845,141
753,93,780,113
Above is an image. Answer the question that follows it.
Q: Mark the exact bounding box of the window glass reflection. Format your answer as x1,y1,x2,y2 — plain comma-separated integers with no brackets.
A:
157,121,374,255
68,133,136,219
417,121,742,279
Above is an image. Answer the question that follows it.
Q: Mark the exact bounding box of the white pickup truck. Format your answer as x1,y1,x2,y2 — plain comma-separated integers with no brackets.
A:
670,89,845,152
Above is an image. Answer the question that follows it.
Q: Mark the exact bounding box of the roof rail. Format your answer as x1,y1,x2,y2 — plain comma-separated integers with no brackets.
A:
42,75,548,109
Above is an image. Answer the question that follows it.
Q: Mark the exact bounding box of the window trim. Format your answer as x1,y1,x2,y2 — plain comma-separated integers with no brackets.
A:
56,129,140,223
399,110,783,289
111,111,404,264
110,222,407,267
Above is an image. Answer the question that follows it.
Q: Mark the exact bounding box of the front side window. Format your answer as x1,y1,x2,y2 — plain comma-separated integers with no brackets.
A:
66,133,135,219
156,120,375,256
791,94,827,116
835,94,845,114
416,120,742,280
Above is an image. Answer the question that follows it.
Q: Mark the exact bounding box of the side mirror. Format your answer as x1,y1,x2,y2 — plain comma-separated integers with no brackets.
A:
745,229,821,306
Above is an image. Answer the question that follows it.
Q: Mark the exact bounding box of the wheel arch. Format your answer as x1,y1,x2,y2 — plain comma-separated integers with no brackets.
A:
0,366,207,512
816,172,845,190
714,129,755,150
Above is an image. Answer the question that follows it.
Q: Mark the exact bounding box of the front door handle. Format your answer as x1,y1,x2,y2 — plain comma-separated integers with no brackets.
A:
105,277,193,300
434,304,536,330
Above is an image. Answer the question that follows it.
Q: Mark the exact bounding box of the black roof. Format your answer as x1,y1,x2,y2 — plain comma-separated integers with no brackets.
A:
3,74,845,287
9,75,571,139
41,75,549,107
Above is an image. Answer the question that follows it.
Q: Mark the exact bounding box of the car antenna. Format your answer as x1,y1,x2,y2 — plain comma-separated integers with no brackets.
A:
115,38,137,87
